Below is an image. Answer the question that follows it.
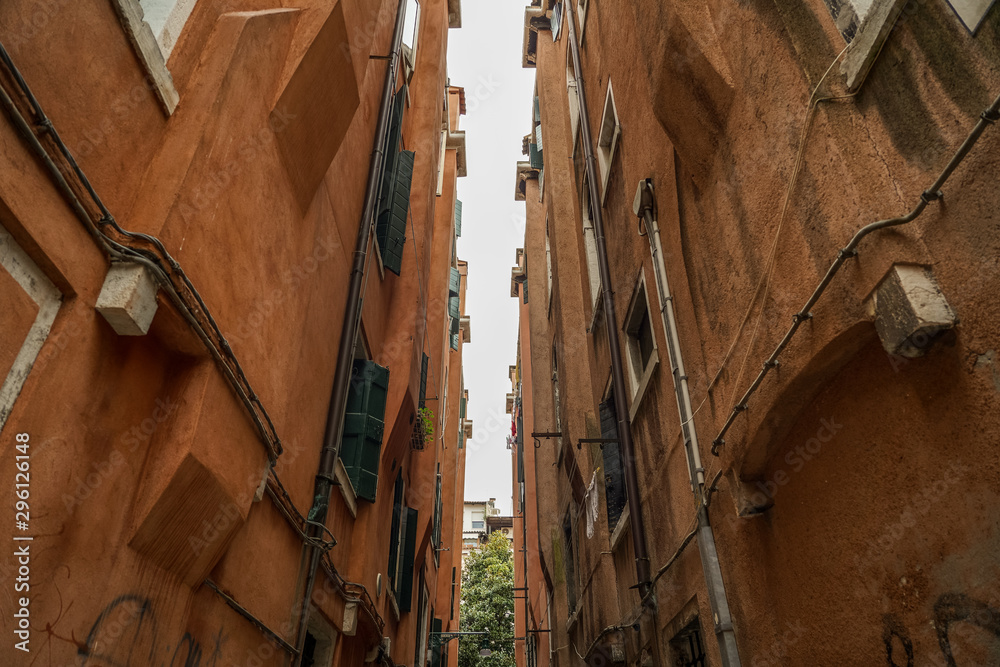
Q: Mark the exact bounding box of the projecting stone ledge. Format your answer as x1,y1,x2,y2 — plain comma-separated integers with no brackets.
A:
95,262,160,336
870,264,957,358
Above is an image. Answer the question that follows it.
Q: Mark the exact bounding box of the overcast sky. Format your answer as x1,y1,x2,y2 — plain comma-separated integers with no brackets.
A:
449,3,535,516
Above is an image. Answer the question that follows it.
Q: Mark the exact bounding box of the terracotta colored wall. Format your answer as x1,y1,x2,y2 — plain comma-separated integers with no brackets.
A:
516,0,1000,666
0,0,469,665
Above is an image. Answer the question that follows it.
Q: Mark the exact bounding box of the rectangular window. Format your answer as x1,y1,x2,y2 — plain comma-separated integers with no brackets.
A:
139,0,198,58
599,395,626,533
432,470,443,548
596,81,620,205
340,360,390,502
623,278,657,400
580,173,601,310
402,0,421,77
419,353,429,408
471,520,484,529
398,507,419,612
669,619,707,667
376,86,412,275
562,513,577,611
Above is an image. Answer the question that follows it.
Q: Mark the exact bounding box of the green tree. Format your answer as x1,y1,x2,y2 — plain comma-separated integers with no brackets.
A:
458,531,515,667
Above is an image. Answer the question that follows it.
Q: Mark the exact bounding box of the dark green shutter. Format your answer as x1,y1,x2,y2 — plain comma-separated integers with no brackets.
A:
454,200,463,237
599,398,626,531
399,507,418,612
449,294,460,319
430,618,443,667
341,360,390,503
419,353,429,408
450,316,460,351
388,472,404,583
529,142,544,169
450,567,457,619
451,332,459,351
432,473,443,548
378,86,408,207
449,267,461,297
376,149,414,275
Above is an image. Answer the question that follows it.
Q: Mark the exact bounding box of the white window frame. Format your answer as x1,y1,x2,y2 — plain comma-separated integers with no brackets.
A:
304,612,339,667
577,0,589,39
580,173,601,312
596,81,620,206
112,0,189,114
622,272,658,419
566,50,581,142
402,0,421,79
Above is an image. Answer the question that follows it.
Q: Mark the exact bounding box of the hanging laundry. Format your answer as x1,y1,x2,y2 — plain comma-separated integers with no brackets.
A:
584,470,599,539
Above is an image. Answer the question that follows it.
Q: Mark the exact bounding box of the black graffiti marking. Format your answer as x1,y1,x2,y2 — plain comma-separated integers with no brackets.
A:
80,594,224,666
934,593,1000,667
79,594,158,666
882,614,914,667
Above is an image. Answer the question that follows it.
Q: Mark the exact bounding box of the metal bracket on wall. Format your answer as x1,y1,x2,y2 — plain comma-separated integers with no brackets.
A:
530,431,562,449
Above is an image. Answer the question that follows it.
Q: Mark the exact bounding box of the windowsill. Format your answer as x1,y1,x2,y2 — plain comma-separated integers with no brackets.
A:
112,0,179,115
628,349,659,423
587,286,604,333
334,458,358,519
610,503,630,551
840,0,908,91
388,589,401,621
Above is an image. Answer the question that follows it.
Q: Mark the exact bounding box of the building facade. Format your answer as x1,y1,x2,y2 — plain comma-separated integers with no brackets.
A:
0,1,472,666
460,498,499,565
512,1,1000,666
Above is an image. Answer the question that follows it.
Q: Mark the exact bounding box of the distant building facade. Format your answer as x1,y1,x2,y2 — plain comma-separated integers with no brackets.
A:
0,1,471,666
461,498,500,564
512,1,1000,667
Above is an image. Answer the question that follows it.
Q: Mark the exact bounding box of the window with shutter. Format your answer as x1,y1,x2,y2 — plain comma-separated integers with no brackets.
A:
376,149,414,275
449,294,460,319
599,397,626,532
388,471,404,585
340,360,390,502
450,316,460,351
454,199,463,237
398,507,419,612
430,617,443,667
432,472,443,548
419,353,429,408
449,267,461,297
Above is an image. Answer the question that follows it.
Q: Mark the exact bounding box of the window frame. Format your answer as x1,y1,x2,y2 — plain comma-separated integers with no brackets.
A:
622,272,659,419
112,0,183,114
596,80,621,207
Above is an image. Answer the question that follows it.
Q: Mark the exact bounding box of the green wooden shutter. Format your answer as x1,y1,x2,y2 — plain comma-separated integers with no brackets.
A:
419,353,429,408
340,360,390,503
388,471,404,582
430,617,443,667
529,142,544,169
450,315,460,351
535,123,543,152
449,295,460,319
454,199,463,237
449,267,461,297
378,85,408,210
599,398,626,531
376,149,414,275
451,332,459,351
432,473,443,548
399,507,418,612
450,567,457,619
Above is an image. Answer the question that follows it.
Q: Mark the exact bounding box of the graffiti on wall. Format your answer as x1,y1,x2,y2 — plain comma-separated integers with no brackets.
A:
883,593,1000,666
78,594,225,667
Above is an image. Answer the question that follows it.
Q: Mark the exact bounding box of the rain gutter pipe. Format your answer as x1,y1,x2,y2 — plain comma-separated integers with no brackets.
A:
293,0,409,660
711,91,1000,455
563,0,652,599
635,182,742,666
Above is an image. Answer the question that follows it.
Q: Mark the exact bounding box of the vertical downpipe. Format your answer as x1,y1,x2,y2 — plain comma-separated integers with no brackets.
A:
563,1,653,602
293,0,410,662
639,195,742,666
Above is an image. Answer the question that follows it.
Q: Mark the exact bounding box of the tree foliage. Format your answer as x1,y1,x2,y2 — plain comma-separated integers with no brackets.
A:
458,531,515,667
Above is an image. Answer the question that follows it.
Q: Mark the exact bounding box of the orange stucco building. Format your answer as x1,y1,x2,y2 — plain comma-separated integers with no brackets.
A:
512,0,999,666
0,1,472,666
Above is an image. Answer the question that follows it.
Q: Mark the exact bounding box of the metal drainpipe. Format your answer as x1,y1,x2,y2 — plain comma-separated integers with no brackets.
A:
563,1,653,599
636,183,742,666
293,0,409,660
